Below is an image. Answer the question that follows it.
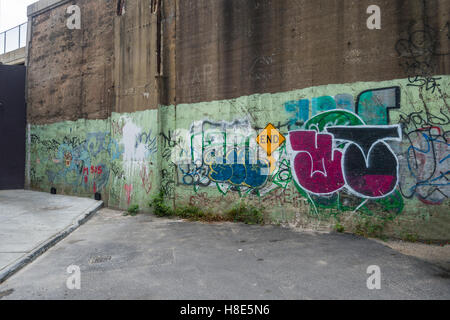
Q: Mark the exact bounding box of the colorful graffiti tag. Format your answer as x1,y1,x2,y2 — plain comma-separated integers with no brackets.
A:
27,78,449,230
288,110,402,200
285,87,400,128
283,87,406,217
170,119,290,195
398,108,450,205
30,130,122,194
164,86,414,221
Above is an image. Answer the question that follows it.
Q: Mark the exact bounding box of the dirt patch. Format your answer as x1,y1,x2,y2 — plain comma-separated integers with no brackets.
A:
380,240,450,271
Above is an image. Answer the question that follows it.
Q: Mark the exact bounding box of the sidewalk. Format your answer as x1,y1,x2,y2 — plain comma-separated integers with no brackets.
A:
0,190,103,283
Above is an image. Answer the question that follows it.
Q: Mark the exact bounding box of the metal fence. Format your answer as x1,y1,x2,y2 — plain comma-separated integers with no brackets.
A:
0,22,28,55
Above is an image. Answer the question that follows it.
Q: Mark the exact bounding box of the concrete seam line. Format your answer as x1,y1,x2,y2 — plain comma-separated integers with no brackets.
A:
27,0,72,18
0,201,103,284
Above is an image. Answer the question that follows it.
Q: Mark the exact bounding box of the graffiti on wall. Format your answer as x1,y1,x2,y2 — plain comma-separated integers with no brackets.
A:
284,87,400,129
30,130,122,194
29,112,160,209
28,78,448,218
109,114,158,207
395,20,450,93
398,107,450,205
170,119,290,196
288,110,403,214
164,85,430,219
403,126,449,205
283,87,407,217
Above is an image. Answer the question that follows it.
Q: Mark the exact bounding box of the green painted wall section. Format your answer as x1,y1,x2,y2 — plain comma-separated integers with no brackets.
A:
108,110,160,210
27,76,450,239
28,110,159,211
28,119,114,197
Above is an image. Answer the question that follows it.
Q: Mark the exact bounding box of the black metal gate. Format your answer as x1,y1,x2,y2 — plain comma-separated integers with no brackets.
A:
0,65,26,190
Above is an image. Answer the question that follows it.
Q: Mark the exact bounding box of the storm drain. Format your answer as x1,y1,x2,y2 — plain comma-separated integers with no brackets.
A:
88,255,112,264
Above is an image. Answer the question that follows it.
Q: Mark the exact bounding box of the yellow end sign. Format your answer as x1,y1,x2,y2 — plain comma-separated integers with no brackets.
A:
256,123,285,156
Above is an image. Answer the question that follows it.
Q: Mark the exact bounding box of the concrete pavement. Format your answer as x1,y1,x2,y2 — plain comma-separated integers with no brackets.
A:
0,190,103,283
0,208,449,300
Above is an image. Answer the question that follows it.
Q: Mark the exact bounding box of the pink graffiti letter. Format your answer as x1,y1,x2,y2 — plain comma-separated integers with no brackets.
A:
124,184,133,206
290,131,345,194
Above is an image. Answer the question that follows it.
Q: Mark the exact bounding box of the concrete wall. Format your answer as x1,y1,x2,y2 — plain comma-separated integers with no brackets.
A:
0,47,26,65
161,76,450,240
113,0,160,113
171,0,450,104
25,0,450,240
28,109,159,209
26,0,115,124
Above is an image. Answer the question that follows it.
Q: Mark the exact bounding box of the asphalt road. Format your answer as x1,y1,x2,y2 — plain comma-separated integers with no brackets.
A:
0,208,449,300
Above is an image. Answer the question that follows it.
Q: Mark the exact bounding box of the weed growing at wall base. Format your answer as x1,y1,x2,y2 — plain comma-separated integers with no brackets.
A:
149,192,174,217
400,232,419,243
175,205,227,222
125,204,140,216
354,218,387,240
149,193,265,225
334,223,345,233
225,203,264,225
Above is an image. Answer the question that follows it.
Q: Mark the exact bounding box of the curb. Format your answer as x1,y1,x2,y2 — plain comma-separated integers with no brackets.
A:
0,200,104,284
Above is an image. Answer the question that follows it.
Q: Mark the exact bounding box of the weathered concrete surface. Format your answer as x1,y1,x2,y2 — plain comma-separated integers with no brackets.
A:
27,0,450,120
113,0,160,114
0,190,103,283
0,208,448,300
27,0,115,124
173,0,450,104
0,47,26,65
27,0,71,17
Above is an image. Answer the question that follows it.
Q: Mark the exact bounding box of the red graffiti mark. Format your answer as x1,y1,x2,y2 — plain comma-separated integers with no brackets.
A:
64,152,72,167
346,175,395,198
87,166,103,175
364,175,395,197
83,166,103,188
417,196,443,205
418,126,441,134
290,131,345,194
140,166,153,194
124,184,133,205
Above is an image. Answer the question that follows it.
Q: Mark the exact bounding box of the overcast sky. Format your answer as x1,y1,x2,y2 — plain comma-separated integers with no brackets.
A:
0,0,38,32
